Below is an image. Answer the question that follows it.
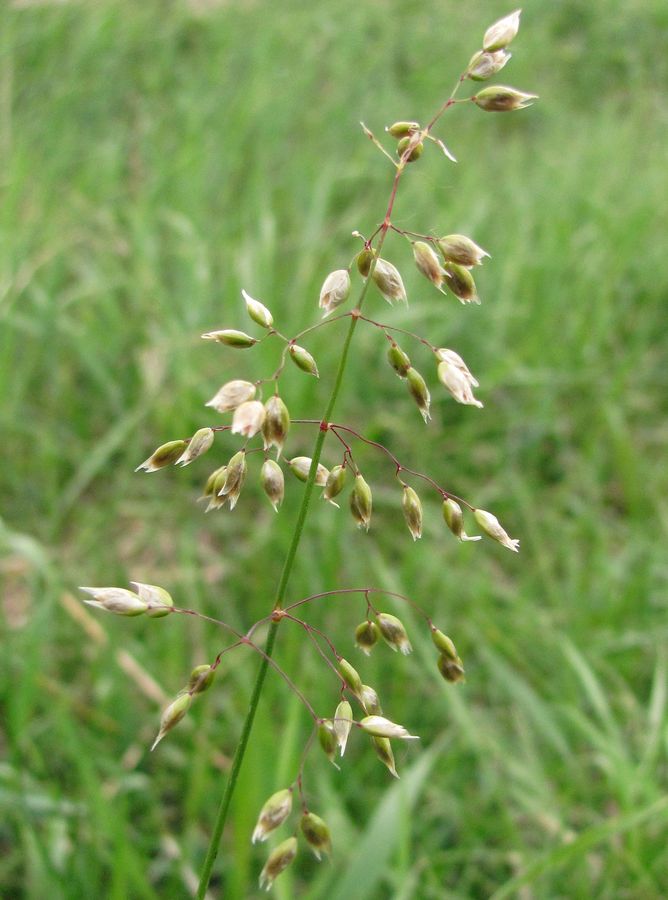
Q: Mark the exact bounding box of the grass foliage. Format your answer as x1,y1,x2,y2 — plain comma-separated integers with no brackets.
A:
1,0,667,896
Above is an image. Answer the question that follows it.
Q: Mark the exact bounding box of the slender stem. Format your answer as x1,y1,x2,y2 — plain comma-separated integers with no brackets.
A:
196,622,279,898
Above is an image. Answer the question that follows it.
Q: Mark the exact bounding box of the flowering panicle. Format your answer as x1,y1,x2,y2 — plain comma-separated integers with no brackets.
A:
81,10,536,892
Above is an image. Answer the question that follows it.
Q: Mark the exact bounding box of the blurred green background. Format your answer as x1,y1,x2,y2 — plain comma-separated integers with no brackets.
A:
2,0,668,896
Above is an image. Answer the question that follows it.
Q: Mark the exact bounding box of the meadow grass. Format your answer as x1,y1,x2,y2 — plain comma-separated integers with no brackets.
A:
1,0,668,896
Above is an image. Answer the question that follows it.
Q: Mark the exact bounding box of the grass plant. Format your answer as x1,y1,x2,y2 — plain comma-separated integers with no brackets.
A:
2,1,667,897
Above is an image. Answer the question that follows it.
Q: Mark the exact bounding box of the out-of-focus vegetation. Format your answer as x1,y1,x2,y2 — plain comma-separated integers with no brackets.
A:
1,0,668,896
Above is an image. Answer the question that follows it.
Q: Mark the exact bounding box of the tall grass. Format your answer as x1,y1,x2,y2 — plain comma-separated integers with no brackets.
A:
1,0,667,896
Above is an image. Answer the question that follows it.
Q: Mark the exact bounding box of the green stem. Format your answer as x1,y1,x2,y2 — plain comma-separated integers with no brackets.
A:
196,621,278,899
197,148,412,898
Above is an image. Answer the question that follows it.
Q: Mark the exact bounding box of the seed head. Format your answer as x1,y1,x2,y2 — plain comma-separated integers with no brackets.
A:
242,288,274,329
333,700,353,756
350,474,372,531
151,693,192,751
387,342,411,378
175,428,215,467
473,85,538,112
354,620,380,656
467,48,511,81
323,464,347,505
200,328,258,348
288,456,329,486
251,788,293,844
401,485,423,541
300,811,332,860
442,498,481,542
130,582,175,618
483,9,521,52
359,684,382,716
188,664,216,694
413,241,444,290
205,379,257,413
135,440,187,473
260,459,285,511
376,612,412,655
473,508,520,552
438,234,489,268
443,263,479,304
360,716,419,741
372,736,399,778
371,258,407,305
231,400,266,438
258,837,298,891
79,586,148,617
319,269,351,317
288,343,319,378
406,367,431,423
